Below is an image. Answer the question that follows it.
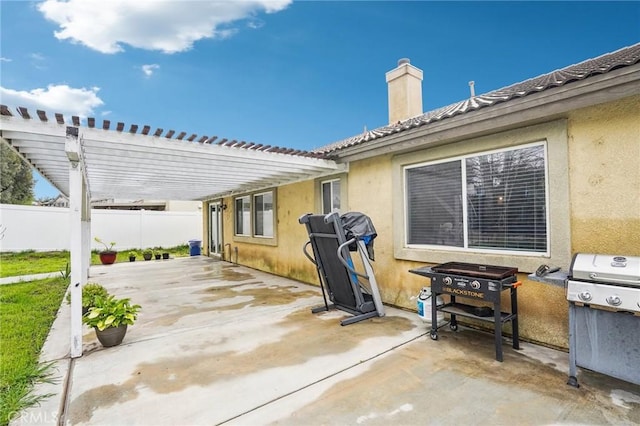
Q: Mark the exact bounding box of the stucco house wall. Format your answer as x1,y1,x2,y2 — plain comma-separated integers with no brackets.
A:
204,180,320,284
567,95,640,254
204,46,639,350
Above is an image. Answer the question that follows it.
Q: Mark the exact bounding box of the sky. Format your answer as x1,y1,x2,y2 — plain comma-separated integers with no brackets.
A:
1,1,639,199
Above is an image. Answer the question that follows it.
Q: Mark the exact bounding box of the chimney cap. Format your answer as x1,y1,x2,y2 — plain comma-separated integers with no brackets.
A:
398,58,410,66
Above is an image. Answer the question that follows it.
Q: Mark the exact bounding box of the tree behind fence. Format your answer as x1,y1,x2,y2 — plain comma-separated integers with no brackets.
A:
0,204,203,252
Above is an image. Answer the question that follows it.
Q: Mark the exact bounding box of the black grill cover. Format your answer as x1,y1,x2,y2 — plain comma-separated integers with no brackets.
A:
340,212,377,261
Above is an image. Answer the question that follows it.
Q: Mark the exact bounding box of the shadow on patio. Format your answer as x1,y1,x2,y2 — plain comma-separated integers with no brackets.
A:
22,257,640,425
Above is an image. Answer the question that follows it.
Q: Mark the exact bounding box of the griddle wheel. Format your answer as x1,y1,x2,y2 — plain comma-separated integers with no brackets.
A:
450,323,458,331
430,331,438,340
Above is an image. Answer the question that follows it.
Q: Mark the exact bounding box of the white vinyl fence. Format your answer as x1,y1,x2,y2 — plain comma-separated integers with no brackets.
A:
0,204,203,252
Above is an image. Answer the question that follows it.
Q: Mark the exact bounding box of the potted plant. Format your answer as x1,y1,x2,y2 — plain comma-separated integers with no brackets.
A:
83,295,141,347
162,251,170,260
128,251,137,262
95,237,117,265
154,251,161,260
142,249,153,261
66,282,109,315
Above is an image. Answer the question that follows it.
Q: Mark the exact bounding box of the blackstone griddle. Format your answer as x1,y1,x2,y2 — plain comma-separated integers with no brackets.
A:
410,261,521,362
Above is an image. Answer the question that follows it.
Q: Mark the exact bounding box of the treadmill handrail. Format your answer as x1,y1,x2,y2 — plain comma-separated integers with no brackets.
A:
337,239,369,280
302,240,316,265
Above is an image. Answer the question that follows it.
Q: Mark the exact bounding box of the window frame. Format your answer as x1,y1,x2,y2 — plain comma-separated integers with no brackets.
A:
391,119,571,273
234,196,251,236
316,173,348,214
253,191,274,238
321,178,342,214
403,141,550,256
232,189,278,246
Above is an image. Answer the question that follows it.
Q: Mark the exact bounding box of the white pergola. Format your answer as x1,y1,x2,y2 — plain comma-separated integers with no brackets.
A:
0,106,343,357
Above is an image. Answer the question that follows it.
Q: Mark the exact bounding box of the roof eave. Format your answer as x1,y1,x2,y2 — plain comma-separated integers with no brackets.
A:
329,64,640,163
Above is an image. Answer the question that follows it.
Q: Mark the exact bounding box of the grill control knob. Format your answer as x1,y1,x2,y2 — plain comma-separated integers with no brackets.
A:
471,280,481,289
443,276,452,285
606,296,622,306
578,291,592,302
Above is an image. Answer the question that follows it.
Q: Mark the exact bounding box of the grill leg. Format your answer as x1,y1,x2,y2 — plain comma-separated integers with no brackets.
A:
494,299,503,362
567,302,579,387
511,286,520,350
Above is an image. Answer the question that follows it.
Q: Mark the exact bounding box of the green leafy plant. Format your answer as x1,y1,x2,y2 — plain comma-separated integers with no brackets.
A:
128,251,137,258
66,283,109,309
59,262,71,279
94,237,116,253
142,249,152,256
83,295,141,331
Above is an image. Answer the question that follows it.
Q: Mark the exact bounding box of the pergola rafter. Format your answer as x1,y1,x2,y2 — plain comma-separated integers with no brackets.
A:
0,105,344,358
0,106,343,201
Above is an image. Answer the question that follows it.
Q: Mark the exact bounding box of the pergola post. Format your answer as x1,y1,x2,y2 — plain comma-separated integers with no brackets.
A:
66,126,88,358
82,182,91,282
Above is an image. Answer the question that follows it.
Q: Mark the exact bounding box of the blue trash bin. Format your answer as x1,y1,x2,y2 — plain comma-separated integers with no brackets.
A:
188,240,201,256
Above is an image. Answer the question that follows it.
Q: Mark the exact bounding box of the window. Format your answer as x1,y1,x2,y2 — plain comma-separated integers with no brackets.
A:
253,192,273,237
234,196,250,236
321,179,341,214
233,190,277,244
405,143,548,254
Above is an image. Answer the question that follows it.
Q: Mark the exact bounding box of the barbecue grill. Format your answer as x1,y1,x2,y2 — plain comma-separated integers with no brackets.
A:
566,253,640,387
410,261,521,362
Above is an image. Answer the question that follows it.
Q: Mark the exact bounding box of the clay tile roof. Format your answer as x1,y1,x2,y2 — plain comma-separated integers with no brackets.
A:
314,43,640,155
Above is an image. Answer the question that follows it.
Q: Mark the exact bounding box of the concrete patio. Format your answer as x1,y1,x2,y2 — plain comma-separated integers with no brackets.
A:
15,256,640,425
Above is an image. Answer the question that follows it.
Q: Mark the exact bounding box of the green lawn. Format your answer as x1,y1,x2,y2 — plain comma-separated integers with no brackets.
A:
0,245,192,278
0,277,69,425
0,244,192,424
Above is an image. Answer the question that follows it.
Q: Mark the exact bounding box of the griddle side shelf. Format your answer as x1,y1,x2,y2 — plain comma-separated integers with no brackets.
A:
409,266,520,362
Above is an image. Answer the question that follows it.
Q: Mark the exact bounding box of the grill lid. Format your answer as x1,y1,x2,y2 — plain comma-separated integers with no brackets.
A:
431,262,518,280
570,253,640,287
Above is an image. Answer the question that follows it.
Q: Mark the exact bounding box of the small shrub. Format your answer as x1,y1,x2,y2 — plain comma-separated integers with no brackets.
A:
83,295,141,331
65,283,109,309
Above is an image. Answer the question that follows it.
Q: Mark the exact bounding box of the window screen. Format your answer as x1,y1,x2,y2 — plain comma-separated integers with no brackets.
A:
254,192,273,237
321,179,341,214
235,196,250,235
405,143,547,253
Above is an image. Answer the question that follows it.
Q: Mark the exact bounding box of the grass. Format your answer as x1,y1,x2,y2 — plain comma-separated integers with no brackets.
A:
0,245,191,278
0,251,70,279
0,244,192,424
0,277,69,425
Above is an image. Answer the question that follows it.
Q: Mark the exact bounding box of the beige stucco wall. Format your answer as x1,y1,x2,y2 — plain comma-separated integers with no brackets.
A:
345,150,572,348
211,95,639,350
567,95,640,255
215,181,320,285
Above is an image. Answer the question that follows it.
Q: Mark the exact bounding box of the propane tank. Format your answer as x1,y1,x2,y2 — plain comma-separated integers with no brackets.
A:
417,287,444,324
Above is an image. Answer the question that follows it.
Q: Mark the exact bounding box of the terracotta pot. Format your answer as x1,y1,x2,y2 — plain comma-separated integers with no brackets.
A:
95,324,128,347
99,251,117,265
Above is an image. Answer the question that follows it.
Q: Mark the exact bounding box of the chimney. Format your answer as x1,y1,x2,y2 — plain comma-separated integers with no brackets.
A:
385,58,423,124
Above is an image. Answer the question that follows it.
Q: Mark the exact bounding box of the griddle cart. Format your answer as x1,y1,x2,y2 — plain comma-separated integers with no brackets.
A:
410,262,521,362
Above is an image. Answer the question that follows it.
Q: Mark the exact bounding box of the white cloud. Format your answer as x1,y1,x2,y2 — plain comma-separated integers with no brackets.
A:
141,63,160,77
29,52,48,70
0,84,104,119
0,57,12,62
247,20,265,30
37,0,293,54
